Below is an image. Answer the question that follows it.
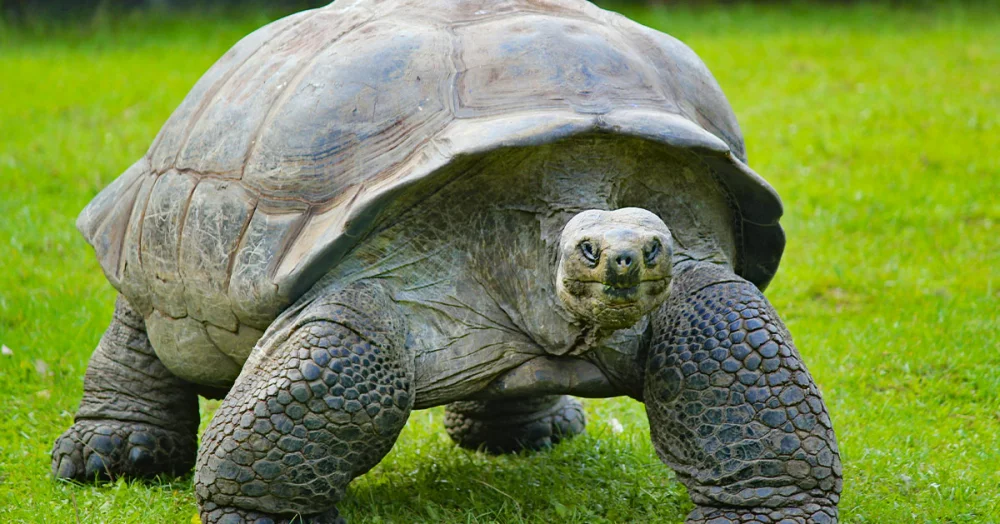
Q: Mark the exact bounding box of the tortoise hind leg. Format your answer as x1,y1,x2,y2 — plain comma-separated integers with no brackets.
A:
52,296,200,480
195,282,413,524
444,395,586,454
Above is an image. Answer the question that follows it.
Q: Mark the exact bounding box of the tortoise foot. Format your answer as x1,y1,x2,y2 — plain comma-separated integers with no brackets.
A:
200,502,345,524
686,504,838,524
51,419,196,481
445,395,586,454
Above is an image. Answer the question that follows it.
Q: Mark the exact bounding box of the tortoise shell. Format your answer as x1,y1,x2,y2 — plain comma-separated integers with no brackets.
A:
78,0,783,351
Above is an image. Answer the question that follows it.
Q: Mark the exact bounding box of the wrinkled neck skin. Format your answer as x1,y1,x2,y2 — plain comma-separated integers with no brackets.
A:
305,136,736,408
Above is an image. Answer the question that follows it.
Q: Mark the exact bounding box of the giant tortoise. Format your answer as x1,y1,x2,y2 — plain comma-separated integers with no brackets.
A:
53,0,842,522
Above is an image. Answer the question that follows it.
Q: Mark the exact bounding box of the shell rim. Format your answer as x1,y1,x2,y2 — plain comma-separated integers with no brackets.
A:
276,108,785,299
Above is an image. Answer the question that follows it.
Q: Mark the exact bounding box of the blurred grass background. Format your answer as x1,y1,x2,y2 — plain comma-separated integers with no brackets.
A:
1,1,998,522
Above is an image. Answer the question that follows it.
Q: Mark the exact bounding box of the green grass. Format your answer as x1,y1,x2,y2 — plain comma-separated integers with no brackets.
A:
1,2,998,522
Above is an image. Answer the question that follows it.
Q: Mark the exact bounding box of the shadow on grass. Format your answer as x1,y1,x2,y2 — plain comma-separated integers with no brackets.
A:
341,432,690,523
47,430,689,523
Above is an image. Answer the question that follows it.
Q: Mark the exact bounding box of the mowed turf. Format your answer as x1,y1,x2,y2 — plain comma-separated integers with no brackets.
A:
0,3,997,522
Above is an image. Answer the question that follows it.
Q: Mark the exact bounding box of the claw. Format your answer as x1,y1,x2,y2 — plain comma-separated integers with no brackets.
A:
55,456,78,479
85,452,108,479
50,420,196,482
129,446,154,469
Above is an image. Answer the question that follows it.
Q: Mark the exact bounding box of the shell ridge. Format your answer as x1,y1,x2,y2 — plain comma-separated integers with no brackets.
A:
117,175,158,316
272,181,366,282
157,166,239,178
693,105,740,159
351,123,435,177
225,204,264,323
446,7,597,28
284,110,429,168
266,209,313,282
134,173,164,295
171,176,201,315
223,197,260,296
444,22,461,117
355,150,473,239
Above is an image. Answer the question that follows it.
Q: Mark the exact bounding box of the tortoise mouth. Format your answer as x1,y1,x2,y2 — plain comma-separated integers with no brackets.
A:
569,278,667,290
603,285,639,303
565,278,670,308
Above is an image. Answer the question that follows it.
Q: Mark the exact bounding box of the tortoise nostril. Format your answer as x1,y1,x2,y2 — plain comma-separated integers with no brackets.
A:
616,255,633,268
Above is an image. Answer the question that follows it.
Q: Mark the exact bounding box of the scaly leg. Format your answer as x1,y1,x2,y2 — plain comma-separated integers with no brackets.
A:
52,296,200,480
645,264,841,523
444,395,586,454
195,282,413,524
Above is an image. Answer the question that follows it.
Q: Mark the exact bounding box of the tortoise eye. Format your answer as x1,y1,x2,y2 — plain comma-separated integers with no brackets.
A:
644,239,661,265
579,241,598,265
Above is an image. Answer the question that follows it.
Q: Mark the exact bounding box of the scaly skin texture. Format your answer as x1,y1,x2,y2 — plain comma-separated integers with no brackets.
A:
51,296,199,480
645,263,841,523
444,395,586,454
199,504,344,524
195,283,413,522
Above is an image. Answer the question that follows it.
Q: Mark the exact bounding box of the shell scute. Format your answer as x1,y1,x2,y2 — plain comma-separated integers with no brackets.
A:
453,15,666,117
149,11,313,174
179,179,256,331
140,171,197,319
243,18,454,203
174,10,359,177
228,203,308,329
146,312,242,387
117,174,157,316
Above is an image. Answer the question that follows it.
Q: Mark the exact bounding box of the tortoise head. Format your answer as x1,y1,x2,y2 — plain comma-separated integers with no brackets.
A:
557,208,674,330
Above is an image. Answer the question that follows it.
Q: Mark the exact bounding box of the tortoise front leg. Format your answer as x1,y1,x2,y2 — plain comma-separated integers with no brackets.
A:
195,282,413,524
644,264,841,523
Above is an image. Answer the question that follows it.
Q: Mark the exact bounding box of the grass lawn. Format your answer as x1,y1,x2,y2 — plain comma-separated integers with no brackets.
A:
1,2,998,522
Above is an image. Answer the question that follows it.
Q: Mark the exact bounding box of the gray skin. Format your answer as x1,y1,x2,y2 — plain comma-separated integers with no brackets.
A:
52,1,841,523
